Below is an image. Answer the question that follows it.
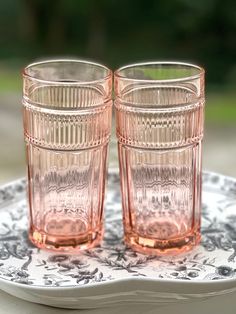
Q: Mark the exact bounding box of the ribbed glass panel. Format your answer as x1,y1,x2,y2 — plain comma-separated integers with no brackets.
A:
115,87,204,148
23,99,112,149
27,144,108,245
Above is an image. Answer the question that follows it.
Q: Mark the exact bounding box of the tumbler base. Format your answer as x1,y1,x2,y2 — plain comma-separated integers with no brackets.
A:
29,226,103,252
125,231,201,256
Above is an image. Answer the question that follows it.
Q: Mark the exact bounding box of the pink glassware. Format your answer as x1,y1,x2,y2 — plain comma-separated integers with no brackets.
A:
22,59,112,252
115,62,205,255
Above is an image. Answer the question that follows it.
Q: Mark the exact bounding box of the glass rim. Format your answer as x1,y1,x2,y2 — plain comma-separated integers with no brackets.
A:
23,59,112,85
115,61,205,83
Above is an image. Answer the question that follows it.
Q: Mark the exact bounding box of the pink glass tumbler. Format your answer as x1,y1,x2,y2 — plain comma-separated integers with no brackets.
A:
115,62,205,255
22,60,112,251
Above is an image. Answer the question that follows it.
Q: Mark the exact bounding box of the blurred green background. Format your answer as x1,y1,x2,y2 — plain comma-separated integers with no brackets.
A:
0,0,236,182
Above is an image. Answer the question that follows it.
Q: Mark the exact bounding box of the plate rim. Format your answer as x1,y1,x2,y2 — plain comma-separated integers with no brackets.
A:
0,169,236,291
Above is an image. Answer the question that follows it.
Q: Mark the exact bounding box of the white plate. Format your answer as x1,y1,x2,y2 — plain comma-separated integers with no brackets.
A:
0,170,236,309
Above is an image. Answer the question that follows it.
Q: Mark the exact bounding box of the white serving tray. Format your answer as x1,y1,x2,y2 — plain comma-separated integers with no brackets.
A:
0,170,236,309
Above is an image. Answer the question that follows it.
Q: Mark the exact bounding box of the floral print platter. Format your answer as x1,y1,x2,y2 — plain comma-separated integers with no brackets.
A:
0,171,236,288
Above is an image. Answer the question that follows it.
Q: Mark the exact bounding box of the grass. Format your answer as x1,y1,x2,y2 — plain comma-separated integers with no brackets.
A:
206,93,236,124
143,67,195,80
0,69,235,125
123,67,236,125
0,69,21,92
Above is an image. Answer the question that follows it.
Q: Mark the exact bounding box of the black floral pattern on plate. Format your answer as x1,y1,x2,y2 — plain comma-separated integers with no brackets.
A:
0,172,236,286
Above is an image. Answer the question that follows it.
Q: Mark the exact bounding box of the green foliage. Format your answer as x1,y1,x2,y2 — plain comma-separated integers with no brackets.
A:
0,0,236,86
0,0,235,124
